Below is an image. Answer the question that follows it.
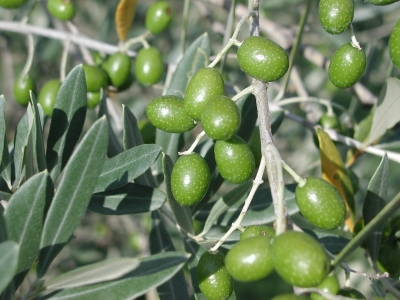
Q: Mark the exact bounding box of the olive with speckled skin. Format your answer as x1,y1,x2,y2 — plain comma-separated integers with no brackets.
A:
135,47,164,86
271,294,309,300
240,225,275,240
311,275,340,300
366,0,399,5
271,231,330,287
389,19,400,69
171,153,210,206
197,251,234,300
295,177,346,230
237,36,288,82
214,135,255,184
184,68,225,121
225,236,274,282
145,1,173,35
338,288,366,299
318,0,354,35
201,95,240,140
328,43,366,89
146,95,196,133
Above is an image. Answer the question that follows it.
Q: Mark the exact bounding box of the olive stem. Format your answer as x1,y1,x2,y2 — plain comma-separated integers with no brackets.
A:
180,0,191,54
66,21,94,65
231,85,254,102
121,31,151,52
20,34,35,83
60,39,71,82
209,156,266,252
272,0,312,102
281,160,305,187
349,24,361,50
178,131,206,155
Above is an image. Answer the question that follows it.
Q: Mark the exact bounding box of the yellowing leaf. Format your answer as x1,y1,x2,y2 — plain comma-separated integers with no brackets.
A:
316,127,356,231
115,0,139,42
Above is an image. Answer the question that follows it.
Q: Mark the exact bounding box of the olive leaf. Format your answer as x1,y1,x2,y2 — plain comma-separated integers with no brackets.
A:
115,0,139,42
0,241,19,295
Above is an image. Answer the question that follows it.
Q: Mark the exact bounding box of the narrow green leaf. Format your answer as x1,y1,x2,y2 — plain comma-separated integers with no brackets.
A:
363,154,389,261
0,206,7,243
162,153,195,235
303,229,349,254
0,96,6,171
45,258,140,290
0,136,11,190
4,172,53,283
38,252,190,300
0,241,19,295
29,92,46,172
38,117,109,277
46,65,87,182
150,212,189,300
93,144,162,193
88,183,166,215
236,94,258,142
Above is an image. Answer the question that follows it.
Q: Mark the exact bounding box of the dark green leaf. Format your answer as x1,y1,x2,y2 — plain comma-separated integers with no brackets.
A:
237,94,257,142
39,252,190,300
162,153,195,235
38,117,108,277
93,144,162,193
363,154,389,261
0,96,7,187
0,206,7,243
0,241,18,295
303,229,349,254
4,172,53,284
29,92,46,173
44,258,140,290
46,65,87,182
88,183,166,215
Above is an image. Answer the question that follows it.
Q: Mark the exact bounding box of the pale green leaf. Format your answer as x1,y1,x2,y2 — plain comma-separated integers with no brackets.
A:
0,241,19,295
0,206,7,243
29,92,46,173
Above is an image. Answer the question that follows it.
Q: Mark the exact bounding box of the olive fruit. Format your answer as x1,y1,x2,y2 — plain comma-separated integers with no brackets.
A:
184,68,225,121
377,241,400,277
337,287,366,299
47,0,77,21
196,251,234,300
318,0,354,35
14,75,36,106
0,0,28,8
102,52,131,88
366,0,399,5
225,236,273,282
201,95,241,140
328,43,366,89
146,95,196,133
38,79,61,116
135,47,164,86
389,19,400,69
295,177,346,230
271,231,330,287
87,91,101,108
319,113,340,130
214,135,255,184
237,36,289,82
82,64,108,93
145,1,173,35
171,153,210,206
310,275,340,300
271,294,309,300
240,225,275,240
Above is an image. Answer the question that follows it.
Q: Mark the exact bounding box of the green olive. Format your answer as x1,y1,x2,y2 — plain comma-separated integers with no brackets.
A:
82,64,109,93
318,0,354,35
145,1,174,35
13,75,36,106
47,0,77,21
310,275,340,300
87,91,102,109
38,79,61,116
389,19,400,69
102,52,132,89
135,47,164,86
0,0,28,8
271,294,309,300
240,225,276,240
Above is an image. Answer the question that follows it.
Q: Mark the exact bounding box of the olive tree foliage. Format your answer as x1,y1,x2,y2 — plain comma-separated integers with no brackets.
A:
0,0,399,299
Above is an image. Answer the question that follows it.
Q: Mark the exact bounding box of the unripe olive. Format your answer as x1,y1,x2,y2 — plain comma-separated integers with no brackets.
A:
145,1,173,35
240,225,276,240
135,47,164,86
389,19,400,69
271,294,309,300
225,236,274,282
214,135,255,184
102,52,131,88
237,36,289,82
196,251,234,300
328,43,366,89
310,275,340,300
184,68,225,121
295,177,346,230
318,0,354,35
47,0,76,21
82,64,109,93
271,231,330,287
14,75,36,106
366,0,399,5
201,95,241,140
87,92,101,108
38,79,61,116
171,153,210,206
0,0,28,8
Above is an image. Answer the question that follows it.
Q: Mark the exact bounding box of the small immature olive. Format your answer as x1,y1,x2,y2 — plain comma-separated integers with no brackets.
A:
14,75,36,106
38,79,61,116
146,95,196,133
237,36,289,82
135,47,164,86
366,0,399,5
145,1,173,35
82,64,109,93
319,113,340,130
0,0,28,8
47,0,77,21
225,236,274,282
389,19,400,69
102,52,131,88
328,43,366,89
271,294,309,300
310,275,340,300
240,225,275,240
184,68,225,121
271,231,330,287
214,135,255,184
337,287,366,299
196,251,234,300
87,91,101,108
201,95,241,140
318,0,354,35
295,177,346,230
171,153,210,206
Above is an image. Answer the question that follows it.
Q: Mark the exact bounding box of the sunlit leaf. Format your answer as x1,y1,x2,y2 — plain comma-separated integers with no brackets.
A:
29,92,46,173
0,241,19,295
0,96,11,189
115,0,139,42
